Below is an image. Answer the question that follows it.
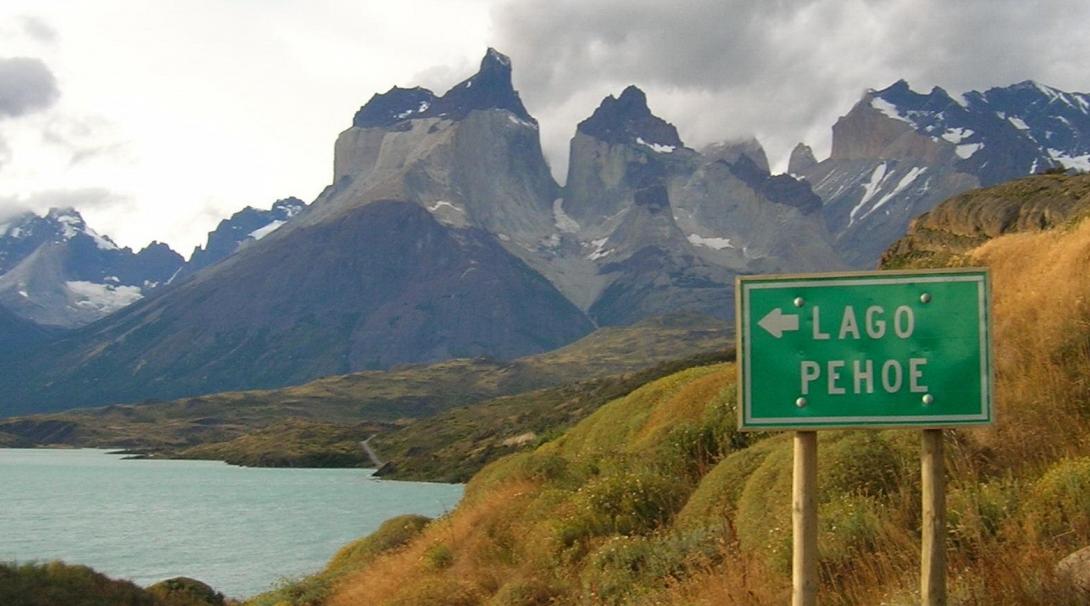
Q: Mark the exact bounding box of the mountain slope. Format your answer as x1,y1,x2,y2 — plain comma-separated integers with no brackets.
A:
0,201,592,415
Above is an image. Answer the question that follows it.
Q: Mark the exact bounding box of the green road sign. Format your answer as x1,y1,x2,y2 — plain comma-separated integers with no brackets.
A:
736,269,992,430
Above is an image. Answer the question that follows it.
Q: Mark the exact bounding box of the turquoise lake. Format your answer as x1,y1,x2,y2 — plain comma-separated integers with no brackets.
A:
0,448,463,599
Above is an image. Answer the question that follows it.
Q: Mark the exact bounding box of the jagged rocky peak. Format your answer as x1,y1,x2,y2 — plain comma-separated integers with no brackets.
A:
178,196,308,281
788,143,818,174
577,85,683,151
431,47,534,122
702,137,770,173
348,48,534,128
270,196,306,217
352,86,437,128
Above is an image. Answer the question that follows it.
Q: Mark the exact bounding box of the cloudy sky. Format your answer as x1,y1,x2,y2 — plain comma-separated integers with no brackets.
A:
1,0,1087,254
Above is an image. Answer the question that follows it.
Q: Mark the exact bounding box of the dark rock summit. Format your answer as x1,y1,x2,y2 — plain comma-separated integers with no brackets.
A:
352,87,437,128
577,85,683,149
788,143,817,174
349,48,533,128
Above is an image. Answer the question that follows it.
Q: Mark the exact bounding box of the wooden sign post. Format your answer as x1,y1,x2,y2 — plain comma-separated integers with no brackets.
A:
793,431,818,606
921,428,946,605
736,269,993,605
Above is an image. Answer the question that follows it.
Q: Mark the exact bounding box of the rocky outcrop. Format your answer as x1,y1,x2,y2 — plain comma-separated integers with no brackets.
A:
880,173,1090,268
788,143,817,174
703,138,770,173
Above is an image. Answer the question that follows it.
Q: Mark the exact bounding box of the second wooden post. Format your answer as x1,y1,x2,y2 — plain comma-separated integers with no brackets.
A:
921,428,946,606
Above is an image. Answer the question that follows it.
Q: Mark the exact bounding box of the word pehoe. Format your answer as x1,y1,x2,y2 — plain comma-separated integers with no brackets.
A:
759,304,927,397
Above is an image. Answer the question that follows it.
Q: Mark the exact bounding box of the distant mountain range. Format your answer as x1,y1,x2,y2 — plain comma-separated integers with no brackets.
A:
1,48,1088,415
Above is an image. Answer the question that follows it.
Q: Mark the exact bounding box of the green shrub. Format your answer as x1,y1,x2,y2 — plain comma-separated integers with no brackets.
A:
581,529,723,605
558,465,689,546
488,577,566,605
423,544,454,570
947,478,1021,554
676,437,782,530
387,578,478,606
0,561,156,606
819,493,886,567
1025,457,1090,544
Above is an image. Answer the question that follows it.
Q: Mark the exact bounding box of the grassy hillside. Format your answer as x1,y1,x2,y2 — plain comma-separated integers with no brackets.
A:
0,314,728,467
257,175,1090,604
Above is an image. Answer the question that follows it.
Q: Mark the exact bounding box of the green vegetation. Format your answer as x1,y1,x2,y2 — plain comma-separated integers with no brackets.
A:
373,349,733,482
0,562,226,606
0,314,728,471
176,419,384,468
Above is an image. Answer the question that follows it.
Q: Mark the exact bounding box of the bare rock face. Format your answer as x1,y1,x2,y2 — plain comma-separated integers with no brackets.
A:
788,143,818,174
702,138,771,173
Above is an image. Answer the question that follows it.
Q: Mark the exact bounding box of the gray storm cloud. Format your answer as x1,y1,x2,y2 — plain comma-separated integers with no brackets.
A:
0,57,60,119
490,0,1090,176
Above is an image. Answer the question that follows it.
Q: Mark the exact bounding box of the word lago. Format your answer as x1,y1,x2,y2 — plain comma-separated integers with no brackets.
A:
737,270,993,430
804,304,915,340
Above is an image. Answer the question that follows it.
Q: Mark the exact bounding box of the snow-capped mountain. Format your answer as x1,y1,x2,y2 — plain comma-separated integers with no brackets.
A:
174,197,306,281
796,79,1090,266
0,208,183,327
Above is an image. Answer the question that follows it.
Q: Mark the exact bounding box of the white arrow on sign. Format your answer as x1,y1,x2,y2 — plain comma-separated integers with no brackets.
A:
758,308,800,338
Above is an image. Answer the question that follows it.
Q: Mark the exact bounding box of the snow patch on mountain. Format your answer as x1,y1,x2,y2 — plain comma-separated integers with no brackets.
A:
863,166,928,221
66,281,144,314
870,97,912,125
849,163,890,226
687,234,734,250
636,137,676,154
941,128,974,144
1007,116,1030,130
956,143,984,159
249,220,285,240
586,238,613,260
1048,149,1090,171
428,201,465,214
553,199,580,233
